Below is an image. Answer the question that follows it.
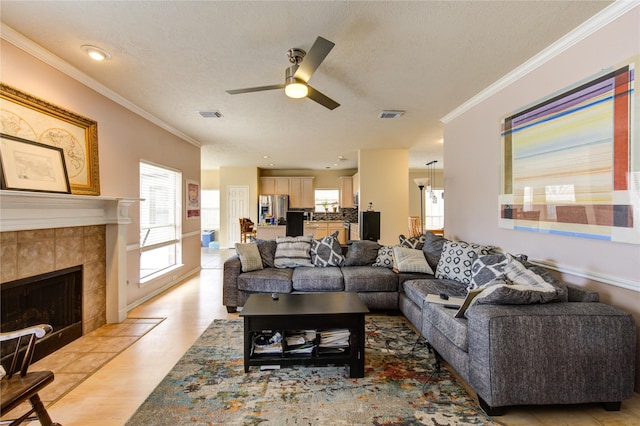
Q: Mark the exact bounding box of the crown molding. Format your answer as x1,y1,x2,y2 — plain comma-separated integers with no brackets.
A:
441,1,639,124
0,23,201,148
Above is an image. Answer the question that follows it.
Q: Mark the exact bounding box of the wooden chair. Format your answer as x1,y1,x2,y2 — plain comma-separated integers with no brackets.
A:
408,216,421,237
239,218,256,243
0,324,60,426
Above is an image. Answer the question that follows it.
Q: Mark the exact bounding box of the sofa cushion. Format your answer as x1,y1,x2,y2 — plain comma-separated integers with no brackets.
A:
237,268,293,293
399,234,425,250
310,233,344,267
253,238,277,268
342,266,398,292
343,240,381,266
373,245,395,269
422,232,448,271
392,246,434,274
401,279,467,307
435,240,494,285
234,243,263,272
274,235,314,268
292,267,344,291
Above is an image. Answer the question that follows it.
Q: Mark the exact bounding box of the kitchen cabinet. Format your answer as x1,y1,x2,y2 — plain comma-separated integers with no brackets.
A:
339,176,354,208
260,177,289,195
309,221,347,245
289,177,315,208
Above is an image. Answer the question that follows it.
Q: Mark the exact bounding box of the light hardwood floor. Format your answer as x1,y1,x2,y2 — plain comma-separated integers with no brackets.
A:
34,249,639,425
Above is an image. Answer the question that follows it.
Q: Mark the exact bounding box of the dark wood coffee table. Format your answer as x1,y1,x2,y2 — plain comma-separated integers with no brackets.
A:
239,292,369,378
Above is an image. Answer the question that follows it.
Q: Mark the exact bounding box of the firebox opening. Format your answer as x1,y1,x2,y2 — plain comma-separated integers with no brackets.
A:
1,265,83,365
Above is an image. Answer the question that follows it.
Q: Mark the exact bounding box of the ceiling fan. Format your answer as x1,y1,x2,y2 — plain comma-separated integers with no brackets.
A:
226,36,340,110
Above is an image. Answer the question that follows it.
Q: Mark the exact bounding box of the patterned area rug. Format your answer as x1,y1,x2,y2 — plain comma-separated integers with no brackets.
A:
126,316,495,425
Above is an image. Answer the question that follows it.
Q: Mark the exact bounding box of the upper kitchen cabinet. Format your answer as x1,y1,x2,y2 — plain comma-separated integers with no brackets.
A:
339,176,354,208
289,177,315,208
260,177,290,195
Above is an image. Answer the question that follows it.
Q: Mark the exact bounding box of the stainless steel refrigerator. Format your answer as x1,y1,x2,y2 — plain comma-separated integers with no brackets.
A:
258,195,289,224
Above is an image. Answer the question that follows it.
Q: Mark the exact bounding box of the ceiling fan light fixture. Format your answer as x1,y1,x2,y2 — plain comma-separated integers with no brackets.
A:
285,78,308,99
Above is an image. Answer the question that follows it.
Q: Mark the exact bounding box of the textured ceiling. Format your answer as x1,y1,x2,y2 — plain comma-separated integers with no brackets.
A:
0,1,612,171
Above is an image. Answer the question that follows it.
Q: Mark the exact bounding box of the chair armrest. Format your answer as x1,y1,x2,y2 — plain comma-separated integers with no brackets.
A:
0,324,52,342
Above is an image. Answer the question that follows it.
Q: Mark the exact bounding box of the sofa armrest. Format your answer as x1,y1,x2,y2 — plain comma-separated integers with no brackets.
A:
223,255,242,310
465,302,636,409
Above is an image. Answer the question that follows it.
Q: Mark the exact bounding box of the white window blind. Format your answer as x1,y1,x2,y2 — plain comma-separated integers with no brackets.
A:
140,162,180,250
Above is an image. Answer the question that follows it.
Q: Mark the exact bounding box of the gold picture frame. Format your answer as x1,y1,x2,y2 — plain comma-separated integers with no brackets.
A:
0,133,71,194
0,83,100,195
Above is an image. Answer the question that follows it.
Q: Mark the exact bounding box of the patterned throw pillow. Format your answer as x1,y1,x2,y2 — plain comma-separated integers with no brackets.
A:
398,234,425,250
469,253,508,290
373,246,395,268
310,233,345,267
274,235,314,268
235,243,264,272
472,254,567,306
392,246,433,274
435,240,494,284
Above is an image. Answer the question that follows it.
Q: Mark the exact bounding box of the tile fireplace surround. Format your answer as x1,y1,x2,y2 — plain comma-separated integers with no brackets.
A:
0,190,138,334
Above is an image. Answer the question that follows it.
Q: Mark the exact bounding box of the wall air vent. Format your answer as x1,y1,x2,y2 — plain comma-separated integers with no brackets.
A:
198,110,223,118
378,110,405,119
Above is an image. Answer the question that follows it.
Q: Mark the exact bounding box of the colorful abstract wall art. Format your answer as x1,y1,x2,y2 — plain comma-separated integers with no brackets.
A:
500,58,638,244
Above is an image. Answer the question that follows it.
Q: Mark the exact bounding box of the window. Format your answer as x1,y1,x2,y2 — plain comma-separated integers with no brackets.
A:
139,162,182,281
201,189,220,231
425,189,445,230
314,189,339,213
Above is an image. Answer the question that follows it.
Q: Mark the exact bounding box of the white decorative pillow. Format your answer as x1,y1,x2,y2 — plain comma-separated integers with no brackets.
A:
274,235,314,268
392,246,433,274
435,240,494,284
235,243,264,272
373,246,395,268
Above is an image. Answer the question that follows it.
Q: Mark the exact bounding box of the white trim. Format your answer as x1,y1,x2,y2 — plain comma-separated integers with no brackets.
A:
441,1,639,124
128,266,201,310
183,230,201,239
530,260,640,293
0,23,201,148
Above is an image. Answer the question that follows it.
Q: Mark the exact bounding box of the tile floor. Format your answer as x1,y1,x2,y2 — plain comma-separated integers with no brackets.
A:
5,247,638,425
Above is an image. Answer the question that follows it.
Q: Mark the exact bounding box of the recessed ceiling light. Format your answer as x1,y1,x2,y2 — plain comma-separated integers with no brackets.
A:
263,155,270,159
268,163,275,167
81,45,111,61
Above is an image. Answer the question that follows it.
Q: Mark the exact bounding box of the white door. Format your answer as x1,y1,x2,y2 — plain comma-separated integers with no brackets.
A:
227,185,249,245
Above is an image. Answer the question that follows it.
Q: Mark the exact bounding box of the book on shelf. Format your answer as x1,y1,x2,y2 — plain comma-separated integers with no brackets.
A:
319,329,350,348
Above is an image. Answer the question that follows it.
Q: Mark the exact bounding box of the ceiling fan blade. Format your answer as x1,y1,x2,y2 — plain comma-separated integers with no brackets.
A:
226,84,284,95
294,36,335,82
307,85,340,110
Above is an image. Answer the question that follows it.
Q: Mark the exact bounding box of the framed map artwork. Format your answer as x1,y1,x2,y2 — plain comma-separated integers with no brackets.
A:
0,83,100,195
499,57,638,245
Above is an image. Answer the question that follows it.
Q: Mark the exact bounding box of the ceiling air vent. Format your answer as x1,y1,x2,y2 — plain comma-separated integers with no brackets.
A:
378,110,405,119
198,110,223,118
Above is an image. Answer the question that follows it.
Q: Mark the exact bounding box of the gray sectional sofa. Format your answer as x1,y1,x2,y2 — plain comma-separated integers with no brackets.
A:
222,233,637,415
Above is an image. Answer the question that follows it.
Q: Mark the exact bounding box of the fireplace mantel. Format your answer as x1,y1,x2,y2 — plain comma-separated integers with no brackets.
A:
0,190,140,323
0,190,138,231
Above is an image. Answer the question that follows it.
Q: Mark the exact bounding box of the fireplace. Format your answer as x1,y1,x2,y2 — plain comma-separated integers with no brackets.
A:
1,265,83,364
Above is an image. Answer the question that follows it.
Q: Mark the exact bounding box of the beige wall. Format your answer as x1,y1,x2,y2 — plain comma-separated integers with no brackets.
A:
202,169,220,190
219,167,259,248
1,40,202,310
358,149,409,245
443,8,640,391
